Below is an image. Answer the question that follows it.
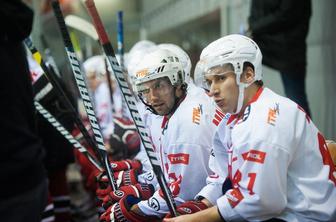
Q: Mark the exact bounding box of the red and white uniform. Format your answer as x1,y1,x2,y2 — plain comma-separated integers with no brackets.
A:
92,82,115,139
137,84,218,217
209,87,336,221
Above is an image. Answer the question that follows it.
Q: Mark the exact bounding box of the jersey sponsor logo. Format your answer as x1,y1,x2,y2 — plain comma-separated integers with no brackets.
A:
242,150,266,163
148,197,160,211
267,103,280,126
192,106,201,124
226,188,244,208
168,153,190,165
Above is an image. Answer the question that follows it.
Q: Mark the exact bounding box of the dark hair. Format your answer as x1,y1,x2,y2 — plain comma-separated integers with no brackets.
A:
243,62,263,87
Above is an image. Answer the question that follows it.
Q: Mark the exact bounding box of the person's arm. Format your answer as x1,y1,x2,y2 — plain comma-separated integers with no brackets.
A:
137,141,210,216
163,206,224,222
216,140,289,221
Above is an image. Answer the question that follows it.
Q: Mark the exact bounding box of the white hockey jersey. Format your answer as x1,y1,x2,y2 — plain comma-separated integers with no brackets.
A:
92,82,115,139
208,87,336,221
137,83,218,217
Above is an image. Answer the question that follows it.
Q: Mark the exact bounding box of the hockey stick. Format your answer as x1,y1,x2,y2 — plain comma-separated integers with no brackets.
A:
84,0,178,216
34,101,103,171
117,11,124,69
40,35,61,77
65,15,99,41
116,10,130,120
65,14,116,115
51,0,118,191
24,37,102,166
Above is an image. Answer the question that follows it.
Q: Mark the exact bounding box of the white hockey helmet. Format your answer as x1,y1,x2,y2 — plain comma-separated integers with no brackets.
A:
195,34,263,113
126,41,158,86
83,55,106,79
158,43,192,83
128,40,156,56
133,48,184,93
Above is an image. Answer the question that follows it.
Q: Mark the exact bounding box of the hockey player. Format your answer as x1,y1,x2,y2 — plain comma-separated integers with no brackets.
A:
99,48,217,221
164,34,336,222
83,55,118,140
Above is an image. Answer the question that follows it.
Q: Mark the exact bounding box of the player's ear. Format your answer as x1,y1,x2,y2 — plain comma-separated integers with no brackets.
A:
241,66,255,84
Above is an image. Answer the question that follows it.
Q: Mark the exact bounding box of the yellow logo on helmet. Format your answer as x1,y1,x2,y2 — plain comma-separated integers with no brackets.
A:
136,69,149,78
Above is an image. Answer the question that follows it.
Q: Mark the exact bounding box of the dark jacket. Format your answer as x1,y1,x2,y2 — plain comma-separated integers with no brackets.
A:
248,0,312,75
0,0,46,198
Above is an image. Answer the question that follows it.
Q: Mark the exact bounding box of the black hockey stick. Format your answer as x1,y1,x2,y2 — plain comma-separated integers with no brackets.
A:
51,0,117,191
34,101,103,171
24,37,102,165
84,0,177,216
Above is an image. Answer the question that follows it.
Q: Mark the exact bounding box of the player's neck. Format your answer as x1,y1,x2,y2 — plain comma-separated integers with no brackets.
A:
238,84,262,116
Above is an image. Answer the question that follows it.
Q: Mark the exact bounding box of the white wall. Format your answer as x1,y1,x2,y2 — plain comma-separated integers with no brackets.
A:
142,0,336,139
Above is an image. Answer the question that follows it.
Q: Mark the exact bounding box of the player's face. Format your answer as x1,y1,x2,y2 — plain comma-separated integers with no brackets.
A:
205,66,239,114
139,77,176,115
87,72,100,90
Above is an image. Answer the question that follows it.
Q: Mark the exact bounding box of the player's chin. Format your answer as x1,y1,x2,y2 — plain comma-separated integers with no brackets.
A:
153,106,168,115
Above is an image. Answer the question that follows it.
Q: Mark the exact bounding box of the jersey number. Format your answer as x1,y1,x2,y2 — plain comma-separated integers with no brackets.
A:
232,170,257,195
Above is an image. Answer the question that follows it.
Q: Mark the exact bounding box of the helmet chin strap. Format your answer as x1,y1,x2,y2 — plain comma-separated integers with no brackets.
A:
233,83,245,114
163,83,187,116
233,74,253,115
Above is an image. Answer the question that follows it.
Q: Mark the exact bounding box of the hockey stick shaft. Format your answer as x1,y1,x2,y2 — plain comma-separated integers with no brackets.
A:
40,35,61,77
84,0,177,216
117,11,124,69
24,37,102,167
51,0,117,191
34,101,103,171
116,10,129,119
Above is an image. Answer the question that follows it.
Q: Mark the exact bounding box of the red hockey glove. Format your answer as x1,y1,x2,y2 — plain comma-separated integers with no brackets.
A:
110,159,142,172
100,195,159,222
164,200,208,218
101,183,155,209
95,169,140,198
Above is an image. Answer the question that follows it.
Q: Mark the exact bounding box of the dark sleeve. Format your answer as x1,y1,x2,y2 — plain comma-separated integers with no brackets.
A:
0,0,33,42
248,0,311,35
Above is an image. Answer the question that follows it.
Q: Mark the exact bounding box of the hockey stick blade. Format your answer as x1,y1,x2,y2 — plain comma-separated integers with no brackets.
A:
84,0,178,216
35,101,103,171
65,15,99,41
51,0,118,191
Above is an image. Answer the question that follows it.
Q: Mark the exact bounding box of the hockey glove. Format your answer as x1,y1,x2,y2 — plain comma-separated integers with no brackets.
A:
101,183,155,209
100,195,159,222
96,169,139,198
164,200,208,218
110,159,142,172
